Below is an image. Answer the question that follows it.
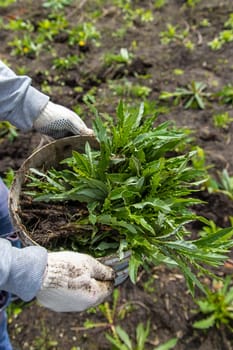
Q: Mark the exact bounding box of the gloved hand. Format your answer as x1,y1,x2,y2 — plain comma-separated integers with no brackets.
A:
36,251,115,312
33,101,94,139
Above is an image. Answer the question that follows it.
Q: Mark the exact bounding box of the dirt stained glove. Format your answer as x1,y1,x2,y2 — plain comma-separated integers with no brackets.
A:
33,101,94,139
36,251,115,312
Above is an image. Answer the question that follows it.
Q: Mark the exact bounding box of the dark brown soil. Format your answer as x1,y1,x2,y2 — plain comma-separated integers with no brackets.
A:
1,0,233,349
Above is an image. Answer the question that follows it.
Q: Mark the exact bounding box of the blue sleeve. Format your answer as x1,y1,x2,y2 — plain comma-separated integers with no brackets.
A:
0,60,49,131
0,238,48,301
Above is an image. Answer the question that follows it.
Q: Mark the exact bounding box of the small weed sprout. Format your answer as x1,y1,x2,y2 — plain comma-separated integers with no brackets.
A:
159,23,189,46
104,48,134,66
217,84,233,105
3,168,15,188
42,0,73,11
8,34,43,57
207,169,233,200
159,81,210,109
0,0,16,7
0,121,18,141
109,80,151,98
68,22,101,48
52,54,82,70
84,289,177,350
208,13,233,50
213,112,233,129
193,276,233,330
154,0,167,9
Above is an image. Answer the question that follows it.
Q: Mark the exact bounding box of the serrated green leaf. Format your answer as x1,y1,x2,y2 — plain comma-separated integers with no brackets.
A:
193,314,216,329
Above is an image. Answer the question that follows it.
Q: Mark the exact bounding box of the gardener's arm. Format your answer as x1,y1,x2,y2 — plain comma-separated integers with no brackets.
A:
0,238,47,301
0,239,115,311
0,60,93,137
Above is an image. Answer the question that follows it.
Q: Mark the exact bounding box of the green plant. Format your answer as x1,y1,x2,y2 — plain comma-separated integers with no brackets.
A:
154,0,167,9
68,22,101,47
213,112,233,129
106,322,177,350
3,168,15,188
224,13,233,29
159,23,189,45
208,13,233,50
159,81,210,109
207,169,233,200
104,48,134,66
0,121,18,141
208,37,223,50
37,14,68,41
84,289,177,350
109,80,151,98
185,0,201,7
42,0,73,11
217,84,233,104
193,276,233,330
0,0,16,7
32,320,58,350
4,18,34,32
6,300,24,324
24,101,233,293
52,54,82,70
8,34,43,56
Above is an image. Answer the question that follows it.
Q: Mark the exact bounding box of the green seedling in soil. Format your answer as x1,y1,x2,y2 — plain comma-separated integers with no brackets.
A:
191,146,207,172
225,13,233,29
32,320,58,350
3,168,15,188
134,8,154,23
217,84,233,105
8,34,43,57
0,0,16,6
52,54,82,70
104,48,134,66
83,289,134,331
198,220,222,238
37,15,68,41
193,276,233,330
109,80,151,98
0,121,18,141
213,112,233,129
200,19,211,28
159,23,189,45
113,0,153,25
159,81,210,109
42,0,73,11
106,321,177,350
24,100,233,295
68,22,101,48
208,37,223,50
207,169,233,201
4,18,34,32
208,13,233,50
185,0,201,7
6,300,24,324
84,289,176,350
154,0,167,9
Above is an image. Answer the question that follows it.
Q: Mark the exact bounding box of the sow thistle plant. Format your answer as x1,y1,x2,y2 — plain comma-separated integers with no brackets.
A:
25,101,233,294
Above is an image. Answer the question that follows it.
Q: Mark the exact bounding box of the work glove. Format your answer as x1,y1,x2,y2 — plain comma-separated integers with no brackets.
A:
34,101,93,139
36,251,115,312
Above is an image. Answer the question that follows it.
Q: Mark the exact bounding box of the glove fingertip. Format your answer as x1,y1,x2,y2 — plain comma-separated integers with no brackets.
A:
93,262,116,281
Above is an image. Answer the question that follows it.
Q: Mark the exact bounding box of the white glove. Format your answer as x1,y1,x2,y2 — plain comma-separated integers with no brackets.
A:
36,251,115,312
34,101,94,138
